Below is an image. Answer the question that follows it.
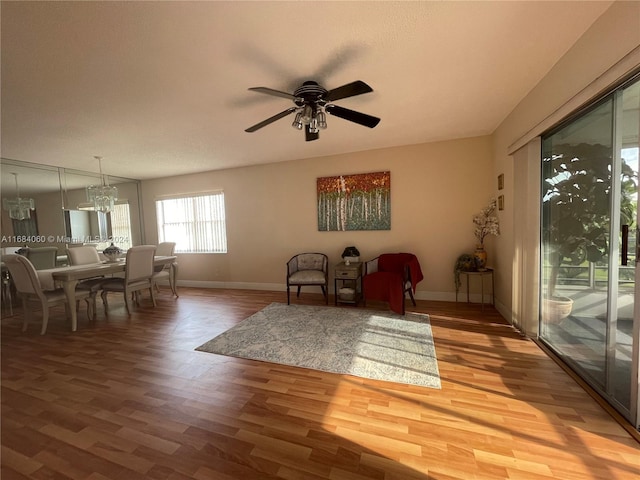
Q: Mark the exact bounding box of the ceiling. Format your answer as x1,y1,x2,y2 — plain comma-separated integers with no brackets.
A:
1,1,613,181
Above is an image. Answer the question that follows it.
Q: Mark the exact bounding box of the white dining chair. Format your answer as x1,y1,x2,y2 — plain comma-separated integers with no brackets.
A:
3,254,92,334
66,245,107,320
100,245,157,314
25,246,58,270
152,242,178,296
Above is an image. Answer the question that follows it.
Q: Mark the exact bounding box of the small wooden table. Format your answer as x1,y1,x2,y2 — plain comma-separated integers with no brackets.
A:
456,268,494,310
334,261,362,306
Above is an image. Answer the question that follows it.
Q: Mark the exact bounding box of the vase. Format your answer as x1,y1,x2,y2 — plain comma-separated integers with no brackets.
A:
542,296,573,324
103,242,122,263
474,244,487,270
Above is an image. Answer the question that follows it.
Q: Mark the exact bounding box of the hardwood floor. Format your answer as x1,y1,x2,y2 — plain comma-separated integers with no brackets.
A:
2,288,639,480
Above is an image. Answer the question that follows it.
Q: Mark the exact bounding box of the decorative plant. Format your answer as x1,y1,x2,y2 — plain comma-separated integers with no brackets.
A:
454,253,480,289
472,198,500,246
542,142,637,299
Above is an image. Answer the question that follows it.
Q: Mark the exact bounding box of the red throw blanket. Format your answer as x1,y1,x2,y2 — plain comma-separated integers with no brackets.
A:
363,253,423,314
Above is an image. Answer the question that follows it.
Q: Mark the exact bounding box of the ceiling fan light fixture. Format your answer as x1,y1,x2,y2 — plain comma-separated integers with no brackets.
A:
291,111,304,129
317,110,327,129
309,116,319,133
301,105,313,124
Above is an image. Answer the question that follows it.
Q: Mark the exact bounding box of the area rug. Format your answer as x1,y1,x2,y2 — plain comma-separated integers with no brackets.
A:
196,302,441,389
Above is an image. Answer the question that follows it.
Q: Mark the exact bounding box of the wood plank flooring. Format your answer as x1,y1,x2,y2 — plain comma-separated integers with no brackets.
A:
1,288,639,479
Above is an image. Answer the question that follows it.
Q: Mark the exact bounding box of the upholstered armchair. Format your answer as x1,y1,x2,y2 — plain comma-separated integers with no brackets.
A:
362,253,423,314
286,253,329,305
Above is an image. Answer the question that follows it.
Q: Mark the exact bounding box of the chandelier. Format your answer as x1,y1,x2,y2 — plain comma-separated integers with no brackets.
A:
86,156,118,213
2,173,35,220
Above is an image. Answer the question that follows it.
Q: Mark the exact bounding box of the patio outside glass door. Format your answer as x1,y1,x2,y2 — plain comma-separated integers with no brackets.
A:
540,76,639,423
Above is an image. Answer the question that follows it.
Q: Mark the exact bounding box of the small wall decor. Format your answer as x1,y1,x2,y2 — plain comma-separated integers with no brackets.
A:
498,195,504,211
317,171,390,231
498,173,504,190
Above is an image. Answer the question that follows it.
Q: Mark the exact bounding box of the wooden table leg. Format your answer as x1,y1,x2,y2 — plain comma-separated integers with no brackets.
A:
61,279,79,331
170,262,179,297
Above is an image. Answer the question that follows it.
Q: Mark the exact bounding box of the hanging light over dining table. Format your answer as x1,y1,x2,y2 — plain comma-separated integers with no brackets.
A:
2,172,35,220
86,156,118,213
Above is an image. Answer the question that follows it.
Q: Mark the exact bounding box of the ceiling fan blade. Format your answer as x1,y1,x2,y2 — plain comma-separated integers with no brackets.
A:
245,107,297,132
325,104,380,128
305,125,319,141
325,80,373,102
248,87,296,100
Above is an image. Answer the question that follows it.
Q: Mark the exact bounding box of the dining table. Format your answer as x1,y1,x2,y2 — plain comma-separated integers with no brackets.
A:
37,255,177,332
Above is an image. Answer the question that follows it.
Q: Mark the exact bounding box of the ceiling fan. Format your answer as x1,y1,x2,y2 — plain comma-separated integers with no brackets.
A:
244,80,380,141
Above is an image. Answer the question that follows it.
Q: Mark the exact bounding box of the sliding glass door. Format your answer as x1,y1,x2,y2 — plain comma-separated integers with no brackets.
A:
540,77,639,423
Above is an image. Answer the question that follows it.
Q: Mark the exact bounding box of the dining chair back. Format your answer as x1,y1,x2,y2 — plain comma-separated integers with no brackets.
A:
66,245,102,265
126,245,157,283
154,242,176,272
66,245,105,320
152,242,178,296
25,246,58,270
155,242,176,256
3,254,91,334
100,245,157,314
4,254,40,296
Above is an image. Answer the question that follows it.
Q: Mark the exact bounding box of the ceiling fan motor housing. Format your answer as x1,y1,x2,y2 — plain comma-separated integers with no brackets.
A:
293,81,328,107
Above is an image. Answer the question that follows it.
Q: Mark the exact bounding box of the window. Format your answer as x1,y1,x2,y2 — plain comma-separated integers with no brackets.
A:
110,203,133,250
539,75,639,424
156,192,227,253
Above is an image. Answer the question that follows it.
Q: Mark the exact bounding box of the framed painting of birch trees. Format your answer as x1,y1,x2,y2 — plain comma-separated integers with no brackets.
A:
317,171,390,231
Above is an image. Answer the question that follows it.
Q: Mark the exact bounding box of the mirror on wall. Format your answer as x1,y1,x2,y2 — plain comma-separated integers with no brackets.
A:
64,209,111,243
1,158,142,251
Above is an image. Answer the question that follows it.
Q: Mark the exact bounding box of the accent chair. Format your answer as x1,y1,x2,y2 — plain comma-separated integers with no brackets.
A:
286,253,329,305
362,253,423,315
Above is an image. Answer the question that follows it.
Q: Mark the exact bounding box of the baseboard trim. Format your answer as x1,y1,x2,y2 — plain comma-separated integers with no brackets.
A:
176,280,284,291
172,281,498,307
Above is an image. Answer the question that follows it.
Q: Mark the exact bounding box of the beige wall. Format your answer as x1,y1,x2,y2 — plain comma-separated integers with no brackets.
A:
1,190,65,251
492,1,640,319
141,135,494,299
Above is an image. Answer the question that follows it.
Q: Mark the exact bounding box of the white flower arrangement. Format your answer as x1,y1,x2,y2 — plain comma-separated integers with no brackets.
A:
473,198,500,245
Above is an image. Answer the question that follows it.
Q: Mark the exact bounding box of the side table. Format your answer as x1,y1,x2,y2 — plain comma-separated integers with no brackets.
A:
455,268,494,310
334,261,362,306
